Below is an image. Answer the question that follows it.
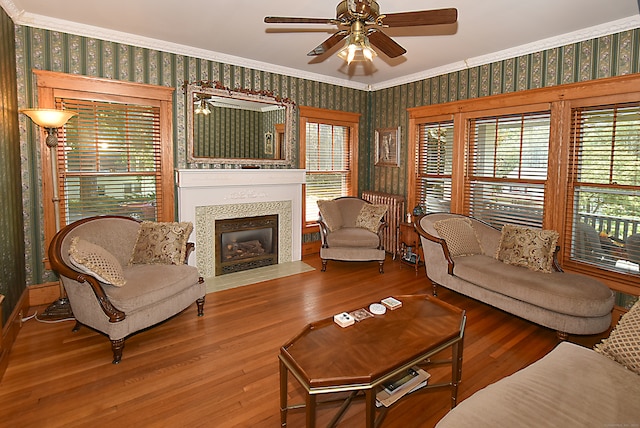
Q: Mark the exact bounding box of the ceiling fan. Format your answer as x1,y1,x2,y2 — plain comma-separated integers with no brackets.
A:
264,0,457,63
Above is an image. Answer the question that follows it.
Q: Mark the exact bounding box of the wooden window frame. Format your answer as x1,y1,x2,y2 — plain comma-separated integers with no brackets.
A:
299,106,360,234
464,108,552,229
414,116,455,214
32,70,175,267
408,74,640,295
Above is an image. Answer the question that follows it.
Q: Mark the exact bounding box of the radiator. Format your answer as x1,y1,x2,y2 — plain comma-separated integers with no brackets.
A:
361,191,406,256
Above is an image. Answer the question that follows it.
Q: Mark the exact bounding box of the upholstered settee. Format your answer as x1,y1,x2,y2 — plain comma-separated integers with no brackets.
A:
436,299,640,427
49,215,206,363
415,213,615,338
317,197,387,273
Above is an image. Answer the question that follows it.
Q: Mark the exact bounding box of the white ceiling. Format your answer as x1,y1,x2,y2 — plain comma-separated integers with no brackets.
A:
3,0,640,90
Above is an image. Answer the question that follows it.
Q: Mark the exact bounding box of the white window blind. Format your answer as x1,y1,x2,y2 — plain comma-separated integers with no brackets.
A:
56,98,163,224
305,122,351,223
567,103,640,273
416,121,454,213
467,111,550,228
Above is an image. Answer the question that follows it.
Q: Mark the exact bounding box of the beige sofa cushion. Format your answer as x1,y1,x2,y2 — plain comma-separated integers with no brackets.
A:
318,199,343,231
435,342,640,428
326,227,381,248
129,221,193,265
68,237,126,287
105,264,201,313
355,204,387,233
452,255,614,318
595,299,640,375
496,224,559,273
433,217,483,257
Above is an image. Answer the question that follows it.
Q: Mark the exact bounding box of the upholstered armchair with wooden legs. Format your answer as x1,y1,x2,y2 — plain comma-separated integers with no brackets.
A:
317,196,387,273
48,215,206,364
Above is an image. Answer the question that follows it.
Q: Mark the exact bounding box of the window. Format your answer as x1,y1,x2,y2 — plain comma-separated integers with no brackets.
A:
566,102,640,276
57,99,163,224
466,112,550,229
416,120,454,213
408,74,640,295
33,70,174,264
299,106,359,226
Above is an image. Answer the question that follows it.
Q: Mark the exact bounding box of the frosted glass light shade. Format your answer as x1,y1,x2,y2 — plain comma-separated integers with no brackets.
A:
20,108,76,128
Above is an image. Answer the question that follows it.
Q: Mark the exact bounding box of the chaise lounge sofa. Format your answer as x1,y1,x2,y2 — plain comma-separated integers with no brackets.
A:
415,213,615,338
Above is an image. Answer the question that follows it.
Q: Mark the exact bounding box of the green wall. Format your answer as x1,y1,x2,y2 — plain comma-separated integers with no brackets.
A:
8,21,640,321
0,7,26,324
14,26,369,286
369,29,640,197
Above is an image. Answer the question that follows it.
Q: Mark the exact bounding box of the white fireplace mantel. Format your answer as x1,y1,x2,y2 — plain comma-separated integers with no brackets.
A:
176,169,306,273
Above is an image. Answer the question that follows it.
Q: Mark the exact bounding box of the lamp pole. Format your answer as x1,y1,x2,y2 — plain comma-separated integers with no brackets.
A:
21,108,77,320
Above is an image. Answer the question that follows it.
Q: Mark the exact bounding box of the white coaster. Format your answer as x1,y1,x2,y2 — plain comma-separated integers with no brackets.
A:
369,303,387,315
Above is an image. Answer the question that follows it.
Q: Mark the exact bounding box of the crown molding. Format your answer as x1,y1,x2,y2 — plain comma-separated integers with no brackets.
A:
5,6,369,91
372,15,640,90
3,0,639,93
0,0,23,20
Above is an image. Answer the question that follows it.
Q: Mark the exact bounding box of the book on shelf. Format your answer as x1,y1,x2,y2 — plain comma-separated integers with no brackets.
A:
375,366,430,408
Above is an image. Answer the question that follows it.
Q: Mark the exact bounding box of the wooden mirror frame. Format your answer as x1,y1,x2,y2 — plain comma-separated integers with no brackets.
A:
185,81,296,166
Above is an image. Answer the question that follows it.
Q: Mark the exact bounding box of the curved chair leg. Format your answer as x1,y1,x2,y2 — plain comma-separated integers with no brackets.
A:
196,296,205,317
378,261,384,273
321,259,328,272
72,321,82,332
111,338,125,364
556,331,569,341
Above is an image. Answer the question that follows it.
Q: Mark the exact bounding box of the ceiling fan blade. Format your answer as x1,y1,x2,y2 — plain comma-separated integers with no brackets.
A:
265,16,336,25
380,8,458,27
367,29,406,58
307,31,348,56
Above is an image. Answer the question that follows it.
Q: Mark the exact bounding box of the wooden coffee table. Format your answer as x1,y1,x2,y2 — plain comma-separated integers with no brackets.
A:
279,295,466,427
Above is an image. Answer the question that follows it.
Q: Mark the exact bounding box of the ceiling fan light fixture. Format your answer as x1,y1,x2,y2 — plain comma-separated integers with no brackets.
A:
195,99,211,115
337,31,377,64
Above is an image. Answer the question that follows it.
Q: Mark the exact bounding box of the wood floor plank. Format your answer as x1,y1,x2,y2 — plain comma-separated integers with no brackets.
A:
0,256,606,427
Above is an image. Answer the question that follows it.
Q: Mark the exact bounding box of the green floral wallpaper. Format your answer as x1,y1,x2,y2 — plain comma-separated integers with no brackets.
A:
14,26,369,285
12,23,640,289
0,6,25,324
369,29,640,197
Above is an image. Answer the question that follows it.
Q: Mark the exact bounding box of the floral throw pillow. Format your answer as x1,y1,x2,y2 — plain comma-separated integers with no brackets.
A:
129,221,193,265
594,299,640,375
69,237,126,287
355,204,388,233
433,217,483,257
495,224,559,273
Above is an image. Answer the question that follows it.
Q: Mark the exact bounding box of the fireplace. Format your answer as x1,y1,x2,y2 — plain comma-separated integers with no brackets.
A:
176,169,305,279
215,214,278,276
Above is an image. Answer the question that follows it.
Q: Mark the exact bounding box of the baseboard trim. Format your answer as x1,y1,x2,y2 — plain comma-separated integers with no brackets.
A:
0,288,30,381
29,281,61,307
302,240,321,256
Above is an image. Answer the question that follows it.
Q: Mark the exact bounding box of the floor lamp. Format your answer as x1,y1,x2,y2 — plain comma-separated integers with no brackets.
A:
21,108,77,319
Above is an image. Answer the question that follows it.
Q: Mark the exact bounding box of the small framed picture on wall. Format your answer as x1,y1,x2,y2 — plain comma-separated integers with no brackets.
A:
375,127,400,167
264,132,274,155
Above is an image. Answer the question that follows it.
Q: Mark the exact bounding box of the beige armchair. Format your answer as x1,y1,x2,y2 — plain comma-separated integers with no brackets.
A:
317,197,387,273
48,215,206,364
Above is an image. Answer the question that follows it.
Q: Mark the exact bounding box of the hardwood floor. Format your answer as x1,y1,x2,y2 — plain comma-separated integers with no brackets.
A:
0,256,607,427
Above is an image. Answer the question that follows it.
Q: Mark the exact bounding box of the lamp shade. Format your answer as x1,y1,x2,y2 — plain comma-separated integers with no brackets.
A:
20,108,76,128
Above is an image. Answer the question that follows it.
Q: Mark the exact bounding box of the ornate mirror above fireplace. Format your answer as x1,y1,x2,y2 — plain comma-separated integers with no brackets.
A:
185,81,296,167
